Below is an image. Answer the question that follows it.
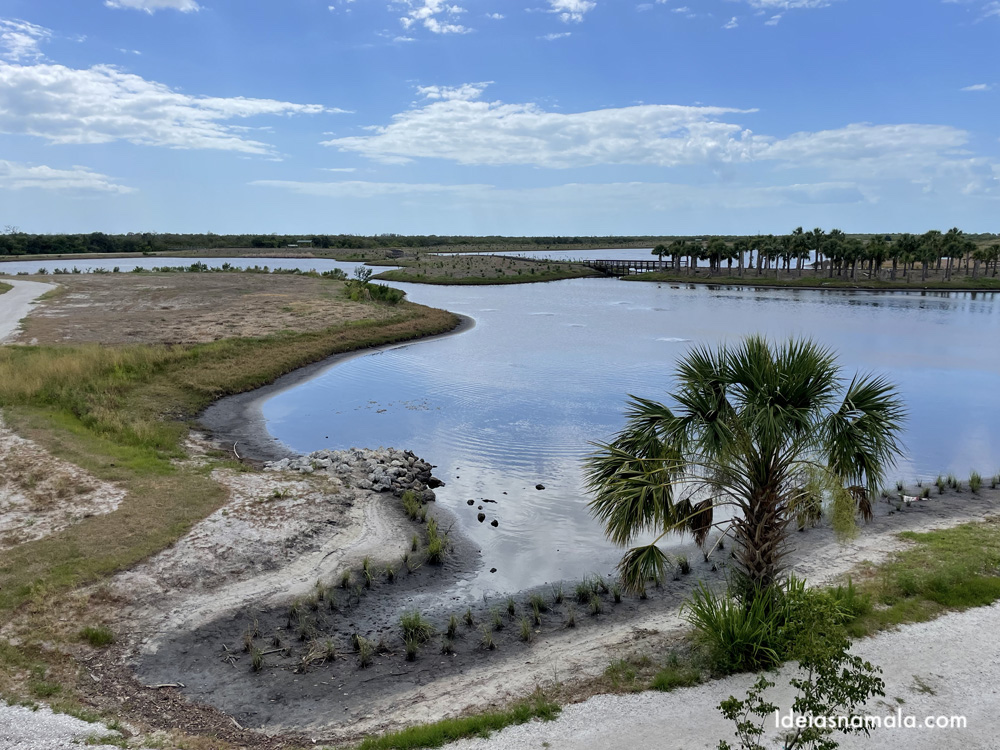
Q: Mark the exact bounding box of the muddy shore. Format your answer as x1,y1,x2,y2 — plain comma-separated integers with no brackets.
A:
198,314,476,463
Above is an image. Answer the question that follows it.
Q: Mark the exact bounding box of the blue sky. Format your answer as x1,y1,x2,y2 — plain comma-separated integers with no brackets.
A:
0,0,998,235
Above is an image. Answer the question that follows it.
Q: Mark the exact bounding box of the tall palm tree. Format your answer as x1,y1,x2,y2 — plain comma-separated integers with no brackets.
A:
585,336,905,594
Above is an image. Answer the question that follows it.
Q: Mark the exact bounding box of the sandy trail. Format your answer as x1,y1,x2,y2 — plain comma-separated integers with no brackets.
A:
0,278,55,342
448,601,1000,750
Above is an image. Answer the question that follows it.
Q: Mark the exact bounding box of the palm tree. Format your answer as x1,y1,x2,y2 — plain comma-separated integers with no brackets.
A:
652,243,668,267
585,336,905,595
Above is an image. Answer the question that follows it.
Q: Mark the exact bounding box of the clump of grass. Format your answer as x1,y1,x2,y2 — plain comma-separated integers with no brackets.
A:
921,488,930,499
611,583,622,604
519,617,534,642
651,664,701,692
574,581,592,603
411,533,419,552
589,593,603,616
528,592,548,612
531,602,542,626
405,636,420,662
400,610,434,645
896,480,905,492
565,606,576,628
356,694,559,750
426,518,447,564
480,626,496,651
357,638,374,668
991,474,999,490
440,636,454,655
446,614,459,640
250,646,264,673
490,608,504,631
340,570,352,589
550,584,564,605
936,475,946,494
970,471,982,494
323,639,338,661
385,564,397,583
79,625,114,648
505,596,517,617
464,608,475,628
402,489,422,520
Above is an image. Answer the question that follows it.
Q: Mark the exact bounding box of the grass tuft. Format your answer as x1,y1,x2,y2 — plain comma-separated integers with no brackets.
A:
79,625,114,648
357,694,559,750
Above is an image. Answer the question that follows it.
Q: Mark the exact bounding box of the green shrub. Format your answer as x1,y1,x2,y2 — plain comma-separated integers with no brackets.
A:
79,626,114,648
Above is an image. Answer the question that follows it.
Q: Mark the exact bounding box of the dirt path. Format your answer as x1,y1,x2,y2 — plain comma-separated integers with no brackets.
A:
0,278,55,342
447,601,1000,750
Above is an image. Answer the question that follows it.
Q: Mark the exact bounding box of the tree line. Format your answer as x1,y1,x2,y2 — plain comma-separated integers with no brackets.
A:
652,227,1000,281
0,230,652,256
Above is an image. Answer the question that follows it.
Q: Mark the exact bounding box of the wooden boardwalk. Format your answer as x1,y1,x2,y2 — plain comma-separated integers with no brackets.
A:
585,259,684,276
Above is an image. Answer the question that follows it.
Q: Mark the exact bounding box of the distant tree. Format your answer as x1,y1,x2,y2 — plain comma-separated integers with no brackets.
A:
652,243,668,266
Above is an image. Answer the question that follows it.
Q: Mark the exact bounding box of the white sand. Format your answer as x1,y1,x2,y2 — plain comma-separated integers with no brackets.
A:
448,602,1000,750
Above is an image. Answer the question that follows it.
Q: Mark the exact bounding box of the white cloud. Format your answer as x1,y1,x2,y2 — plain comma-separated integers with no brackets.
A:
724,16,739,28
323,84,759,167
416,82,491,100
764,14,783,25
0,62,331,155
0,18,51,62
251,178,872,210
541,31,572,39
548,0,596,23
397,0,471,34
321,86,998,194
486,12,505,19
745,0,832,8
0,160,134,193
104,0,201,13
961,83,992,91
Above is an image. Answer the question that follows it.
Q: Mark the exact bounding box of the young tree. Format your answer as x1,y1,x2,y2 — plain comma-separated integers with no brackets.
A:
585,336,905,594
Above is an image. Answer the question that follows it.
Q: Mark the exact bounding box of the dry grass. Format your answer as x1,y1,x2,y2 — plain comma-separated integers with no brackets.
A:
19,273,399,345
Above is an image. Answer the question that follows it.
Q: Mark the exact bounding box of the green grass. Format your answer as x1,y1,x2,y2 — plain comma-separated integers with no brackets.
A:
0,281,11,295
355,694,560,750
849,517,1000,634
78,626,115,648
0,303,459,612
650,664,702,692
373,264,599,286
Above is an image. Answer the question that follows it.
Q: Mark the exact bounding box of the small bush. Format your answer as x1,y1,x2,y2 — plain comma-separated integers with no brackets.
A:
79,626,114,648
970,471,982,494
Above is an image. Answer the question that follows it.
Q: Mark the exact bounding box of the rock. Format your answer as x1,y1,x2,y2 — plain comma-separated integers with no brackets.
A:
420,489,436,503
490,519,498,527
482,498,496,504
478,505,483,510
356,479,373,490
477,513,486,523
490,567,497,573
427,476,445,488
535,484,545,490
466,499,475,506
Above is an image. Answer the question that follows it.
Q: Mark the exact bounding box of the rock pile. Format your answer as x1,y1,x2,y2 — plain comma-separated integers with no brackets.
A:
264,447,442,502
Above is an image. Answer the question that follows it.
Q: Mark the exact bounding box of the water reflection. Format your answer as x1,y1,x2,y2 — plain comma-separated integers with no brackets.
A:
263,277,1000,596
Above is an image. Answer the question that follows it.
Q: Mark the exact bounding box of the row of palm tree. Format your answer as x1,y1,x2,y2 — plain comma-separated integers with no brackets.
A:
652,228,1000,282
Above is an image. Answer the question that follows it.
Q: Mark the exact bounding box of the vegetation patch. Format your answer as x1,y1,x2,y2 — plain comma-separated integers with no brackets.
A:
373,254,599,285
355,693,560,750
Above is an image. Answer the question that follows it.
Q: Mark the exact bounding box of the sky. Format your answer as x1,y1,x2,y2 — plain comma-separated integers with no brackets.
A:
0,0,998,236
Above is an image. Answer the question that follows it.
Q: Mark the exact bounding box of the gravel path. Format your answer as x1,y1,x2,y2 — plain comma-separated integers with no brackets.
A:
449,602,1000,750
0,703,123,750
0,279,55,343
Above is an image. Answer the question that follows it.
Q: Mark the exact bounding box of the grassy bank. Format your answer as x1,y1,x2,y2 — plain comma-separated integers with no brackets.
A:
0,302,459,611
624,270,1000,291
0,281,10,294
372,255,600,285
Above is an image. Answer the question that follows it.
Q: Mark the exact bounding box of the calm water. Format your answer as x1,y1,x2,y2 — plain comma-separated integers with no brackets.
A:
5,256,999,597
262,277,1000,596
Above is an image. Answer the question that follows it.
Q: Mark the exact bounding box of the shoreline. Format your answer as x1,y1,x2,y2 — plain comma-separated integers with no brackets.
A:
622,273,1000,294
198,313,477,463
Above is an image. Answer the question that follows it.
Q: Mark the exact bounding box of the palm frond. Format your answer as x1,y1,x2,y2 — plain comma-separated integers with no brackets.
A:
617,544,670,595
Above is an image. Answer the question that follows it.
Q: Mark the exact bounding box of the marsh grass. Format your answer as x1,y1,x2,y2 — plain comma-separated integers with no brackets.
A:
357,638,375,668
479,626,496,651
550,584,564,605
463,608,475,628
970,471,982,494
400,611,434,644
446,614,459,640
356,693,559,750
505,597,516,618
